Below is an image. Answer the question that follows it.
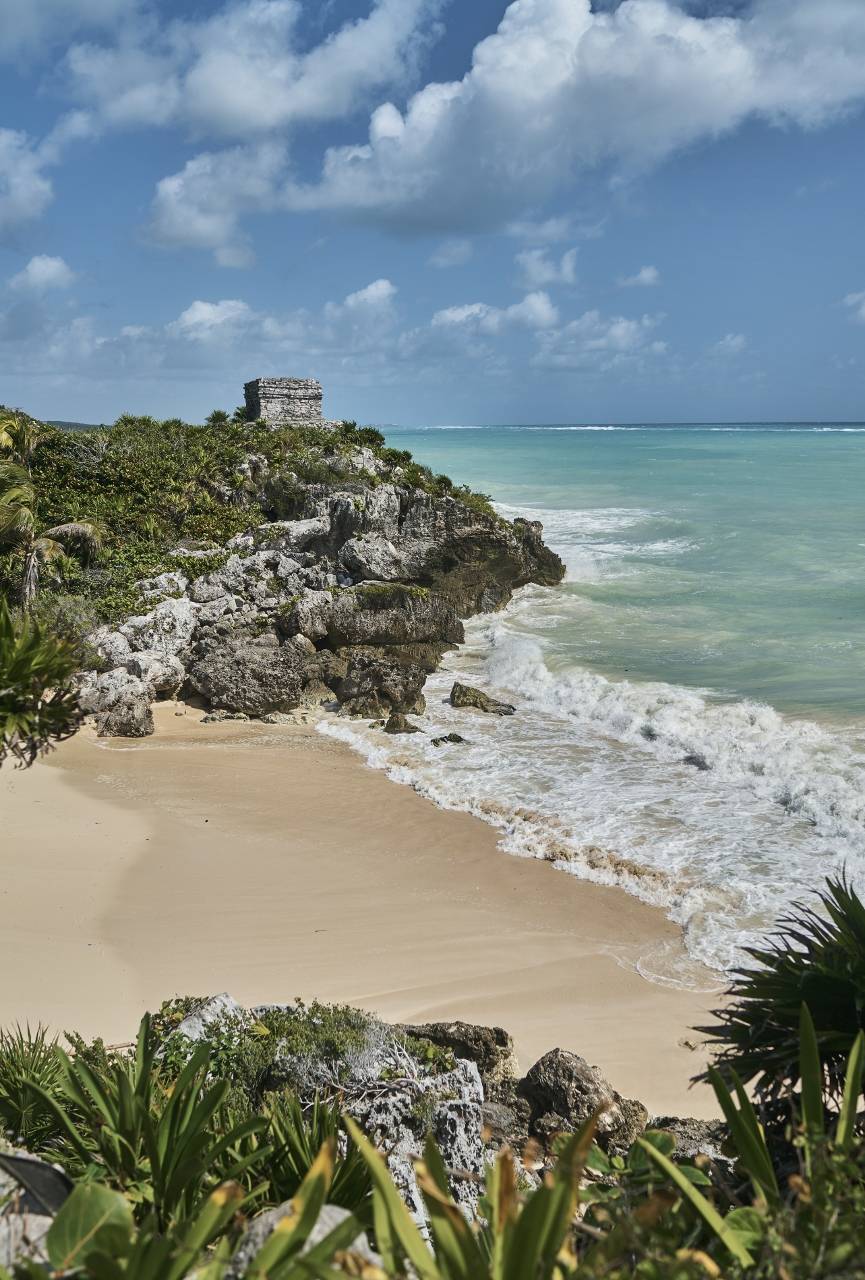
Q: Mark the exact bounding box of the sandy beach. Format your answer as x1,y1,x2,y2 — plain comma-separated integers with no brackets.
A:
1,704,721,1119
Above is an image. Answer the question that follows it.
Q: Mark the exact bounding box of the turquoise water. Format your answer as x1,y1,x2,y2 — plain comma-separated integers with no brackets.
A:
323,424,865,982
385,425,865,721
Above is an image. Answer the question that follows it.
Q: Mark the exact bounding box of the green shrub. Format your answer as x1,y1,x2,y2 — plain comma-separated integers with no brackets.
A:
0,600,82,766
699,876,865,1105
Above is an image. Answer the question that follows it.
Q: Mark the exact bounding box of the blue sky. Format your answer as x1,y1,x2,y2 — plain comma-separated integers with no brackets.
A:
1,0,864,425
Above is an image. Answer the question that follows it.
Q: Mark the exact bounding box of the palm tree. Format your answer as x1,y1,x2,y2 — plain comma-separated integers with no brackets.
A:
0,411,43,471
0,462,103,609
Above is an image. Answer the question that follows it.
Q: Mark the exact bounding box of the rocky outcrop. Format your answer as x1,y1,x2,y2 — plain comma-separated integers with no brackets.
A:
78,424,563,735
96,698,154,738
384,713,422,734
403,1020,520,1094
335,649,427,717
450,681,516,716
187,625,304,715
520,1049,648,1155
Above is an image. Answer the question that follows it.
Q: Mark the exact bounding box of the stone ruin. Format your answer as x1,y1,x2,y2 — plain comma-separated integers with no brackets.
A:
244,377,325,428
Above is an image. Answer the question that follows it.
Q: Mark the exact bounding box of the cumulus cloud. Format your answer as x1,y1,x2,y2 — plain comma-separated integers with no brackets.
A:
516,248,578,288
149,143,286,266
619,264,660,287
713,331,747,354
843,291,865,323
282,0,865,230
433,291,559,334
65,0,445,136
535,309,666,370
0,0,129,60
429,238,473,268
0,131,55,239
9,255,76,292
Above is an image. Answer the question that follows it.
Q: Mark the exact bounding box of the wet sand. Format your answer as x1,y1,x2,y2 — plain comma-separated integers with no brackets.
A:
1,704,722,1117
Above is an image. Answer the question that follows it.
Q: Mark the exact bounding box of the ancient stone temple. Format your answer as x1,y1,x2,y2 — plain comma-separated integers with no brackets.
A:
244,377,324,427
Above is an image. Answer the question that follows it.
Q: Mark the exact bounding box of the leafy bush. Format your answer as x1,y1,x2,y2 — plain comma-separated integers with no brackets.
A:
0,600,82,766
699,876,865,1104
2,988,865,1277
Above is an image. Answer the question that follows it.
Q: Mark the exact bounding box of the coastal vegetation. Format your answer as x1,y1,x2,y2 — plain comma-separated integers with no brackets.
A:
699,877,865,1108
0,407,494,631
0,602,82,765
0,883,864,1277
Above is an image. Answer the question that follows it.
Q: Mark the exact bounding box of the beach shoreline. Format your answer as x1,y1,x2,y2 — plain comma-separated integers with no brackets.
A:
1,703,722,1119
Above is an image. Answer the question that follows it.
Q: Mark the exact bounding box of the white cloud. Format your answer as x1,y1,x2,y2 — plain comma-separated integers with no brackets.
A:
507,216,579,243
713,331,747,354
429,238,473,268
149,143,286,266
516,248,578,288
0,0,129,60
166,299,253,342
619,264,660,287
65,0,445,136
433,291,559,334
843,291,865,323
0,130,55,238
535,309,666,369
9,255,76,292
284,0,865,230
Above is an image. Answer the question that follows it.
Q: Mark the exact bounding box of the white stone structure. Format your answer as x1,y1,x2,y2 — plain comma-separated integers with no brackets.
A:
244,377,324,427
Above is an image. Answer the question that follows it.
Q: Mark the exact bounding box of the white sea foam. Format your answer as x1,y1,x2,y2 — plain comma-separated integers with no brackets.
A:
321,623,865,981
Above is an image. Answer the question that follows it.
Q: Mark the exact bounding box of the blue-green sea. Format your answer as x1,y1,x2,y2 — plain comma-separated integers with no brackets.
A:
324,424,865,983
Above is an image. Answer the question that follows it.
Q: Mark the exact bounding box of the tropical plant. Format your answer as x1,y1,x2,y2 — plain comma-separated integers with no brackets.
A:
0,1025,65,1147
25,1015,268,1229
205,409,231,428
698,876,865,1104
0,600,82,766
0,462,103,608
264,1092,372,1224
0,410,43,471
698,1007,865,1277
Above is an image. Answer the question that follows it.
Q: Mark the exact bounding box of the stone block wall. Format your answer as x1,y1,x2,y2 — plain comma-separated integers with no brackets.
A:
244,377,323,427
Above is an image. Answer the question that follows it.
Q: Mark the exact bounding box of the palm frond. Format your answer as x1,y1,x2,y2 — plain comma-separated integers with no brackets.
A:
43,520,105,564
697,874,865,1104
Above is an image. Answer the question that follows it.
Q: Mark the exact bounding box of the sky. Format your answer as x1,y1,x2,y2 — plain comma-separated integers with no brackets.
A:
1,0,865,426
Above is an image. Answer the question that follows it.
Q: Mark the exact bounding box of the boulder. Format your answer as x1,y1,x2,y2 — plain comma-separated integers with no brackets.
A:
383,713,422,734
402,1020,520,1094
78,668,148,715
135,569,188,602
339,535,409,582
171,994,250,1042
120,596,199,660
336,649,427,717
87,627,132,670
187,629,304,716
96,697,154,738
650,1116,730,1165
126,651,185,695
325,585,463,649
520,1049,647,1154
225,1204,380,1280
450,681,516,716
432,733,467,746
279,590,334,642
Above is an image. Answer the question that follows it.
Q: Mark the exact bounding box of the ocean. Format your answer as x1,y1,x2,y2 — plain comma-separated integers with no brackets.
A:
321,423,865,987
